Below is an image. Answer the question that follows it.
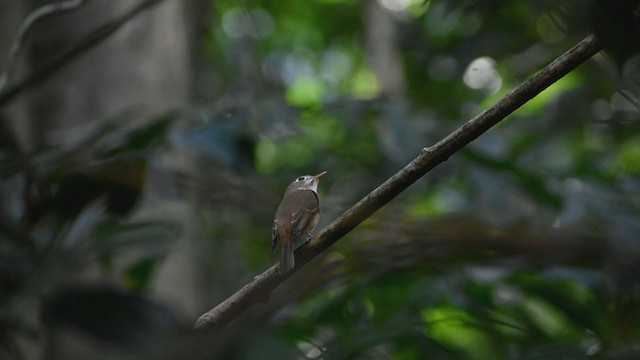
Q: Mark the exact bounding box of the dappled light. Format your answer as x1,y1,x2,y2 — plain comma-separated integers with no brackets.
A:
463,56,502,94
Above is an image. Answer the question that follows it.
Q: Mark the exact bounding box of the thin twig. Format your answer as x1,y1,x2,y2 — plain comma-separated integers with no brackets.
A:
0,0,168,106
0,0,88,91
194,35,602,330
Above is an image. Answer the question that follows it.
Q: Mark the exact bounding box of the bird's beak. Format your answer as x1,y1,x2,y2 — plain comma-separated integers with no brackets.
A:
314,171,327,180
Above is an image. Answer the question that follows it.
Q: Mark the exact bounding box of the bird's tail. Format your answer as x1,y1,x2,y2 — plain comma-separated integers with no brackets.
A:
279,242,295,274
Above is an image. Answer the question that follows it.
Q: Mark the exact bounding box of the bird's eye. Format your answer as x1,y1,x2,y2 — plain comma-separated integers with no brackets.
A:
296,176,305,182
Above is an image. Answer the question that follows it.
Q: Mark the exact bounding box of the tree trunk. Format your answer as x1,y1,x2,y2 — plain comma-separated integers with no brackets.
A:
28,0,190,143
25,0,210,320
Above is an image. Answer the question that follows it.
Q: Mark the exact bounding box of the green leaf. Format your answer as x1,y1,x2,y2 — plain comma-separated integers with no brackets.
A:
422,306,496,359
125,258,159,292
98,116,173,157
95,220,179,265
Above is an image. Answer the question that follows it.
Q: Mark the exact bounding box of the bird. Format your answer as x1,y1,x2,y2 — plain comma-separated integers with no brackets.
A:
272,171,327,274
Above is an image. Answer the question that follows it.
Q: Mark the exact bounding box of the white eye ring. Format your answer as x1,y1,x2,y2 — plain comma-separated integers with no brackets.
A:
296,176,305,182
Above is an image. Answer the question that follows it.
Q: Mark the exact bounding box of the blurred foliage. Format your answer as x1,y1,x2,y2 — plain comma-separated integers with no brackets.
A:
590,0,640,68
0,113,179,358
283,268,611,359
1,0,640,359
201,0,640,358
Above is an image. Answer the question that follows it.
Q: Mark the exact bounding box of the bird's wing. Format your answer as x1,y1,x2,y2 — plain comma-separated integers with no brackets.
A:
287,190,319,237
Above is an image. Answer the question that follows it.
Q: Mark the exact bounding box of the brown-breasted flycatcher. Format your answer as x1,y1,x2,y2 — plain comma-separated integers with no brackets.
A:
272,171,327,274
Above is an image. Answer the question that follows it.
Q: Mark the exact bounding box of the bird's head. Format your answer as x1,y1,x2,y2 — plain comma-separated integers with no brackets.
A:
286,171,327,193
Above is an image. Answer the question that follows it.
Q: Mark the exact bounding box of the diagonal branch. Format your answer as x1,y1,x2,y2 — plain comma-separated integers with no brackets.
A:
194,35,602,330
0,0,168,106
0,0,88,91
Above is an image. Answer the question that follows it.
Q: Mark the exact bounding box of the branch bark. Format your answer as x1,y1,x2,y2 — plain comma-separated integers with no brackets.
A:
194,35,603,330
0,0,168,106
